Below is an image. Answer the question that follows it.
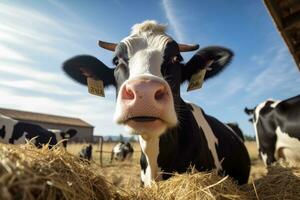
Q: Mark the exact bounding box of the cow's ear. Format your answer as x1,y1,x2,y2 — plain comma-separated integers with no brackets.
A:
181,46,233,83
63,55,115,87
244,107,255,115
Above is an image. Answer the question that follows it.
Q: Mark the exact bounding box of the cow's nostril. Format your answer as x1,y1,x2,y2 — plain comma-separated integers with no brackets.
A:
123,85,135,100
155,87,166,101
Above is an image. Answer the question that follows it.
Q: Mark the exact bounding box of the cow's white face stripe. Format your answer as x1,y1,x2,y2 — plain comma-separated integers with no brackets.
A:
122,34,171,58
121,33,170,80
0,115,18,143
189,103,223,171
275,126,300,162
129,49,163,78
139,135,161,186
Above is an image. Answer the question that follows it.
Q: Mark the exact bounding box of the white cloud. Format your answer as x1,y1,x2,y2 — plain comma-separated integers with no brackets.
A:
246,46,300,96
0,78,83,96
0,2,125,136
0,89,124,135
0,2,76,38
161,0,186,42
0,62,68,83
0,43,33,63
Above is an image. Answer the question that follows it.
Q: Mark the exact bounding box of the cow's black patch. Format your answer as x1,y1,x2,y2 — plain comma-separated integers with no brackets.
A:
10,122,57,148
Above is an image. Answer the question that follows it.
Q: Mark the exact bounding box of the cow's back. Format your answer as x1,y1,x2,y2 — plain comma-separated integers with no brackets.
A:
189,103,250,184
273,96,300,162
157,103,250,185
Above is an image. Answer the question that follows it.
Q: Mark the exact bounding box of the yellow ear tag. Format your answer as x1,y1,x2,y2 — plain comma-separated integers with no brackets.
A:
87,77,105,97
187,69,207,91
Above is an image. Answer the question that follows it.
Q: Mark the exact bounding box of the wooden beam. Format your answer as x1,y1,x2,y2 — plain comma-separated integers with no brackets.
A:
264,0,300,71
283,11,300,31
264,0,284,29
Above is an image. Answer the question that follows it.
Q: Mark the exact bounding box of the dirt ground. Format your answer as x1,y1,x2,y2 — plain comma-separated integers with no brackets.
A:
67,141,267,188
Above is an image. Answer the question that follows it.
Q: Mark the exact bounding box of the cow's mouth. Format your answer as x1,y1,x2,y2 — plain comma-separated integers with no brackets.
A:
126,116,160,123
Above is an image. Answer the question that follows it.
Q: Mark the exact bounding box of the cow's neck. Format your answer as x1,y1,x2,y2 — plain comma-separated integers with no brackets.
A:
139,135,162,186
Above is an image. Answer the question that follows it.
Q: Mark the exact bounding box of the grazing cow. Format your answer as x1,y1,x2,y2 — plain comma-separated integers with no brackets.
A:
79,144,93,161
0,114,57,147
48,129,77,148
110,142,134,162
226,123,245,142
245,95,300,166
63,20,250,186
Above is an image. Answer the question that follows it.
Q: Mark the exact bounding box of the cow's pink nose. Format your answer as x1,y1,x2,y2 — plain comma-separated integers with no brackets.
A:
120,79,168,103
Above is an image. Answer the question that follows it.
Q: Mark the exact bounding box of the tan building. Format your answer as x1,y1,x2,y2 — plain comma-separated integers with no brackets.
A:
0,107,94,142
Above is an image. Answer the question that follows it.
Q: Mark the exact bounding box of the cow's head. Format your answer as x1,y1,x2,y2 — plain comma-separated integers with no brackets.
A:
63,20,233,140
244,107,256,123
61,128,77,148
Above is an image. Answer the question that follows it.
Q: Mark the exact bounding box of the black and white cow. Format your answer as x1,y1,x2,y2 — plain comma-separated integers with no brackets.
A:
0,114,57,147
0,115,76,148
79,144,93,161
245,95,300,166
63,20,250,186
110,142,134,162
226,123,245,142
48,129,77,148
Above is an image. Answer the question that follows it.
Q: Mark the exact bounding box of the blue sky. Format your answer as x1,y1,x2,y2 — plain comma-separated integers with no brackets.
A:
0,0,299,137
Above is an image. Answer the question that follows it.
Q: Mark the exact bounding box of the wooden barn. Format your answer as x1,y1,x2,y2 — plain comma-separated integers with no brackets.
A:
264,0,300,70
0,107,94,142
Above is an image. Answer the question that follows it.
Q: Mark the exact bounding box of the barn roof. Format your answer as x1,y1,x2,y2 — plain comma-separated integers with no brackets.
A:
264,0,300,70
0,107,93,128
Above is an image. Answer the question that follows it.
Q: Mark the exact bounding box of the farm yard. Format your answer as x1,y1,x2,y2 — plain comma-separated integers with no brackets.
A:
0,141,299,200
1,0,300,199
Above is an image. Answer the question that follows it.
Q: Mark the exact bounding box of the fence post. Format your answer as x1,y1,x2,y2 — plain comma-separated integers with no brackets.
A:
98,136,103,167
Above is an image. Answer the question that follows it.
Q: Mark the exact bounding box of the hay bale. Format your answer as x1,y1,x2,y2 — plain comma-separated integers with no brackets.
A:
242,161,300,200
120,163,300,200
120,170,248,200
0,143,115,200
1,142,300,200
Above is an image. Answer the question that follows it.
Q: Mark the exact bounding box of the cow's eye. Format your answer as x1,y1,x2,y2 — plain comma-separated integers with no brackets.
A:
113,57,119,66
171,55,183,64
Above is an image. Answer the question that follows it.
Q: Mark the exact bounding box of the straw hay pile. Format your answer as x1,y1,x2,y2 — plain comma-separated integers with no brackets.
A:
0,143,115,200
0,143,300,200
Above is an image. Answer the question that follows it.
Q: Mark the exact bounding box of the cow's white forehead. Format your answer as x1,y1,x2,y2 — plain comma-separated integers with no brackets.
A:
121,20,172,58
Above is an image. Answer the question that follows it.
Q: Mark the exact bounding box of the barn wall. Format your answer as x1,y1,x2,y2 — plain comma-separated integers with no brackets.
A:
18,120,94,142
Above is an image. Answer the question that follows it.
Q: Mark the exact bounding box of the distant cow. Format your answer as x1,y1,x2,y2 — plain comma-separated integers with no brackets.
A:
226,123,245,142
0,115,76,148
63,20,250,186
79,144,93,161
111,142,134,162
48,129,77,148
245,95,300,166
0,114,57,147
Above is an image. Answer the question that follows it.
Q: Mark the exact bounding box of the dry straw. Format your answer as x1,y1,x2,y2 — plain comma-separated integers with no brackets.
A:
241,161,300,200
0,143,115,200
121,171,248,200
0,143,300,200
